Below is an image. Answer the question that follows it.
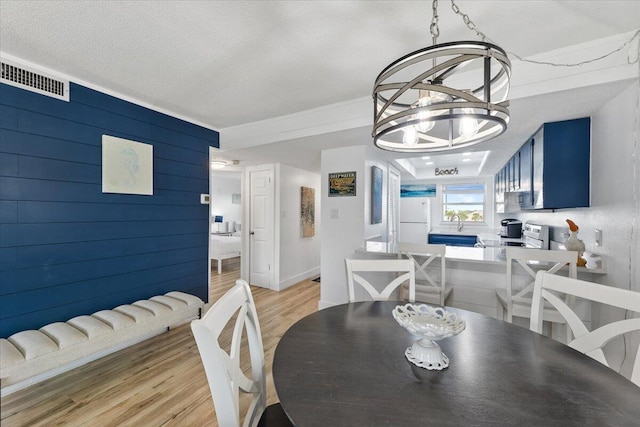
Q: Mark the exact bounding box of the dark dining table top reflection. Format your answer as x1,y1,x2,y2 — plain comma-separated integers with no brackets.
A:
272,301,640,426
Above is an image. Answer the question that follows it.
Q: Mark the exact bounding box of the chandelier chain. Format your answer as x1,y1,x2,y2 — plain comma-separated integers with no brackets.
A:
510,29,640,67
445,0,639,67
450,0,487,41
430,0,440,44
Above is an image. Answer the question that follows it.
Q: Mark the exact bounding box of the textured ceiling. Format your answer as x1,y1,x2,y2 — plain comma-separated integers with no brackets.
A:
1,1,639,175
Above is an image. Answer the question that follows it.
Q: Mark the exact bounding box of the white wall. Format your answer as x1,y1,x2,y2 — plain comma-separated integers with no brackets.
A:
500,81,639,379
320,146,367,307
276,164,321,290
320,145,398,307
210,171,242,231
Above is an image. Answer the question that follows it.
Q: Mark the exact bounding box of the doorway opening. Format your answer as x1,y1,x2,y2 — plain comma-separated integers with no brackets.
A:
208,166,243,301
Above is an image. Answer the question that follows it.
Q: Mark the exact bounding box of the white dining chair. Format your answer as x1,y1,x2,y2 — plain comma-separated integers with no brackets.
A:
397,242,450,306
530,271,640,387
497,247,577,321
191,279,292,427
345,258,415,303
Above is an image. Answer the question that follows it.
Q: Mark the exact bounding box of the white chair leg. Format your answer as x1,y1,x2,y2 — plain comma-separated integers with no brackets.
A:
218,259,222,274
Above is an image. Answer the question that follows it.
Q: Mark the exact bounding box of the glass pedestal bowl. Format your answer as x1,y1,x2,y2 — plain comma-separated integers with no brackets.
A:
392,304,466,370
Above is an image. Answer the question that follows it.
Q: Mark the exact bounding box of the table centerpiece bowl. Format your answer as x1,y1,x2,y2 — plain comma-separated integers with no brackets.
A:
392,303,465,370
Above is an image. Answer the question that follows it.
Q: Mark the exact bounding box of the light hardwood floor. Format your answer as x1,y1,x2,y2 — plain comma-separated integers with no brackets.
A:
1,257,321,426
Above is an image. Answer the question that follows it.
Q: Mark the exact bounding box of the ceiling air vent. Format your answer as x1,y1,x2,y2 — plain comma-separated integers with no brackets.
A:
1,58,69,101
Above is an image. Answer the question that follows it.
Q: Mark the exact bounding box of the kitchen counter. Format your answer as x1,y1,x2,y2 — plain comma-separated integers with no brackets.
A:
361,239,605,274
364,240,503,263
359,238,604,320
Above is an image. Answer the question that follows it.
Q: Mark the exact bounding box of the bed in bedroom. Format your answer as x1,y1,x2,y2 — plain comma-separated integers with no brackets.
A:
210,234,241,274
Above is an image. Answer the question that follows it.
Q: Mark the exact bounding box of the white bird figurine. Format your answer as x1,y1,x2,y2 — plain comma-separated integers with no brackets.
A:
565,219,587,267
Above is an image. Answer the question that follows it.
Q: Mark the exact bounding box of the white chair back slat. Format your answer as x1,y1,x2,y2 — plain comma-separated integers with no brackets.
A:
351,274,385,301
531,271,640,387
542,278,640,312
547,262,572,276
571,320,640,366
515,258,537,280
397,243,447,306
513,283,535,299
378,272,413,300
191,279,268,427
540,288,590,338
230,305,247,360
206,284,249,338
412,254,439,288
345,258,415,303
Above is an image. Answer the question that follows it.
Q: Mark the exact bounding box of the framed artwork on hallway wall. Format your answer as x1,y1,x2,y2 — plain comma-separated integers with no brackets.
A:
300,186,315,237
328,171,356,197
371,166,382,224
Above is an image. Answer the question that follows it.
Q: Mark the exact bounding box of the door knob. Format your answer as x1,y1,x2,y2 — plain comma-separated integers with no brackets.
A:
250,231,255,235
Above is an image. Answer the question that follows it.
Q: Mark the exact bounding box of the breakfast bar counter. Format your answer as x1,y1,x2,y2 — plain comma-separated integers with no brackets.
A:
356,239,605,319
361,239,605,272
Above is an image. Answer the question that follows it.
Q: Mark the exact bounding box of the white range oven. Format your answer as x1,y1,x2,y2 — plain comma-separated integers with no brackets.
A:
523,222,549,249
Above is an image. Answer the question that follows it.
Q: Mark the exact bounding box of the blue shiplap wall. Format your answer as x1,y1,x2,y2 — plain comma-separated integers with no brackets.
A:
0,82,218,337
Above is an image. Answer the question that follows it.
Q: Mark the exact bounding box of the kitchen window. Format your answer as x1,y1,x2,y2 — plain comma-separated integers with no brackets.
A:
442,183,485,223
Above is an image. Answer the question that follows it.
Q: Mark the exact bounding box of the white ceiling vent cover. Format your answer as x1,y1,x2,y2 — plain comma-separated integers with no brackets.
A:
1,58,69,101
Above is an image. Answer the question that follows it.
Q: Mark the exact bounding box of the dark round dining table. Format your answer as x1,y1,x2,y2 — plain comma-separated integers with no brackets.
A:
272,301,640,426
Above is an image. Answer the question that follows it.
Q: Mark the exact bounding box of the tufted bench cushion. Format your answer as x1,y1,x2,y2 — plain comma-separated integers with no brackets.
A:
0,291,203,391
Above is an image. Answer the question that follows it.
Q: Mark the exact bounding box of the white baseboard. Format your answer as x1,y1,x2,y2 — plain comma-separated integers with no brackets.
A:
278,267,320,291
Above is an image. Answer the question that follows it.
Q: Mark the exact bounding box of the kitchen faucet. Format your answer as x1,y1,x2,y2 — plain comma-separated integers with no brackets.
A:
451,213,463,232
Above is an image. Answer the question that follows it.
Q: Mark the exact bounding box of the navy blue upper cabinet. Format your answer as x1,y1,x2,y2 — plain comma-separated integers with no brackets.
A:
497,138,529,213
497,117,590,213
518,138,533,209
530,117,591,209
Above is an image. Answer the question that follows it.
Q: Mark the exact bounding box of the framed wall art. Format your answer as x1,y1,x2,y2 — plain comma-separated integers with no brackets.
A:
102,135,153,195
328,171,356,197
371,166,383,224
400,184,436,198
300,186,315,237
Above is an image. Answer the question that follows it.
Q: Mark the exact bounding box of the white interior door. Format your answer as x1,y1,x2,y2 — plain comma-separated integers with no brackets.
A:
249,167,274,289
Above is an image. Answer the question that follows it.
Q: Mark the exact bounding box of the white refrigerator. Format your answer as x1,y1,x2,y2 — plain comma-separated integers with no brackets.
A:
399,197,431,244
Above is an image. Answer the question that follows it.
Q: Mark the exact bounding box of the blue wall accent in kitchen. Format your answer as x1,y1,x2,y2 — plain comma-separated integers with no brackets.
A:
0,82,218,337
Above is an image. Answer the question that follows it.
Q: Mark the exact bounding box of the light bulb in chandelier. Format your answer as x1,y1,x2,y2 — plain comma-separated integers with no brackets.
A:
416,95,435,133
458,109,480,138
415,89,450,133
403,126,419,146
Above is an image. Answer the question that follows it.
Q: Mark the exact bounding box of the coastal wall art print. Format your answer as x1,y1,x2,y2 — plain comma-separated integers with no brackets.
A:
328,171,356,197
300,186,315,237
102,135,153,195
400,184,436,198
371,166,383,224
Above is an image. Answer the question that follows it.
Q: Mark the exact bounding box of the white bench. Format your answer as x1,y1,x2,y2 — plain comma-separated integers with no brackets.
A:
0,291,204,395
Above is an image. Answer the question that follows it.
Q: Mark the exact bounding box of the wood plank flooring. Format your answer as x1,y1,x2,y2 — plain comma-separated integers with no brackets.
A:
1,258,321,426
